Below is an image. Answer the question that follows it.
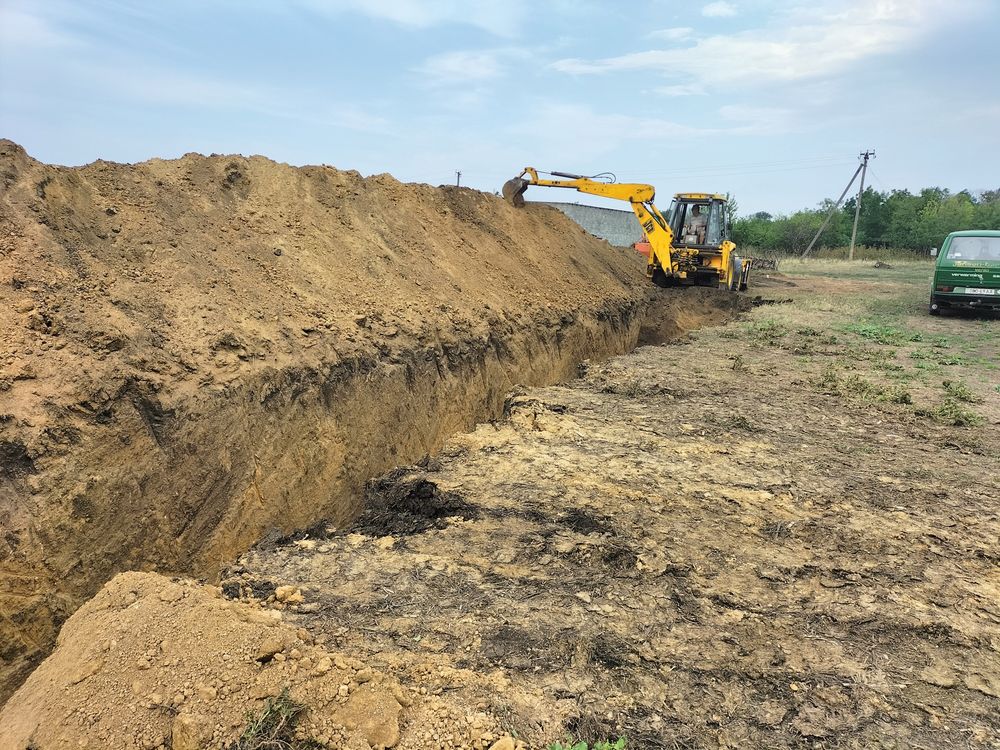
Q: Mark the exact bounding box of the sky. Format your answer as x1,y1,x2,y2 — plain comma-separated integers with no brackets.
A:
1,0,998,215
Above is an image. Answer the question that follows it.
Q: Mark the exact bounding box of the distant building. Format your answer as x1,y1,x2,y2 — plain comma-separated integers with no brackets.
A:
537,202,644,248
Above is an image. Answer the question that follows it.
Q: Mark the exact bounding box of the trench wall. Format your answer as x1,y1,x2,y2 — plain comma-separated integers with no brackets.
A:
0,141,750,703
0,297,650,702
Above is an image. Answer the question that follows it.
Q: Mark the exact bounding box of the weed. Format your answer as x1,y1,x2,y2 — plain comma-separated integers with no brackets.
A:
842,322,922,345
228,689,323,750
619,380,643,398
840,373,883,400
842,344,897,366
843,323,898,344
873,361,904,373
881,384,913,404
937,354,967,366
814,366,840,393
549,739,626,750
812,368,911,404
796,326,821,336
762,520,795,540
599,377,653,398
942,380,979,403
791,340,816,355
744,320,788,346
726,414,759,431
730,354,745,371
917,398,983,427
884,368,919,382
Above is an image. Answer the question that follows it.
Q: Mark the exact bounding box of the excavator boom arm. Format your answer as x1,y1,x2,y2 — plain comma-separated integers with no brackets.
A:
503,167,681,278
515,167,656,203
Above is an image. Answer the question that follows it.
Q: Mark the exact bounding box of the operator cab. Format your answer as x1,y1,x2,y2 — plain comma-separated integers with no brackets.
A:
667,194,729,250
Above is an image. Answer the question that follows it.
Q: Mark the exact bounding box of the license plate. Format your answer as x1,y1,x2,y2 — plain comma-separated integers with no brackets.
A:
965,287,996,295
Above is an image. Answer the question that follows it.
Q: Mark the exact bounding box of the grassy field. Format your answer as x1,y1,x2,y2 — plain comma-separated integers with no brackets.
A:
747,246,935,262
732,259,999,428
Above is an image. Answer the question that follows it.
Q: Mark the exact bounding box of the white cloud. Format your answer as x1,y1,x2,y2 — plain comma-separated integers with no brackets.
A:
553,0,981,88
719,104,794,134
648,27,694,41
655,83,706,97
508,102,719,167
413,47,532,87
702,1,737,17
414,50,505,86
0,5,78,50
294,0,526,36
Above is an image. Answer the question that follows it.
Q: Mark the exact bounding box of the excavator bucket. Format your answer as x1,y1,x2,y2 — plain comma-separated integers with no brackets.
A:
502,176,529,207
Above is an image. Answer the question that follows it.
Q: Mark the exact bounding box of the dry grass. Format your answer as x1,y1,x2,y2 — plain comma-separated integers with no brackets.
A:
228,689,322,750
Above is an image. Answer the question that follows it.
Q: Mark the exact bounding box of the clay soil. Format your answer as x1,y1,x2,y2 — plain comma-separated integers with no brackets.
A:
1,140,678,700
229,268,1000,748
4,263,998,748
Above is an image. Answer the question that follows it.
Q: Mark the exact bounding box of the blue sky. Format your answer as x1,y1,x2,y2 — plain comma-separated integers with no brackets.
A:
1,0,998,214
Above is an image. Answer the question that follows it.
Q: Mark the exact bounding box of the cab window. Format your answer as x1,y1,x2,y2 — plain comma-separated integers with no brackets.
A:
666,199,684,237
706,202,724,246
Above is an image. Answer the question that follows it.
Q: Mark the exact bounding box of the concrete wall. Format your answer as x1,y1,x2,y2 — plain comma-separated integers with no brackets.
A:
538,202,644,248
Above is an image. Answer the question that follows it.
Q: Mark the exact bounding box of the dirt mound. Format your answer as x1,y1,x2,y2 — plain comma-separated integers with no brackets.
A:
0,572,519,749
0,139,661,701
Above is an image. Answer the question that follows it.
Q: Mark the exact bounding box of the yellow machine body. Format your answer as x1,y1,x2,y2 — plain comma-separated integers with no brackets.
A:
503,168,751,291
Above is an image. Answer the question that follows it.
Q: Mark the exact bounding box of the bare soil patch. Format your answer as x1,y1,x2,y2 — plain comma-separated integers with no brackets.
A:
0,139,659,701
0,140,746,703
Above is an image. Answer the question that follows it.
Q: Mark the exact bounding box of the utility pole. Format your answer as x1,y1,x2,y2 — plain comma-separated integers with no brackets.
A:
801,162,864,258
848,150,875,260
455,170,462,187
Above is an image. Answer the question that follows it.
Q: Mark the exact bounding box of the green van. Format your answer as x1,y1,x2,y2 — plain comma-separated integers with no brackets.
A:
929,230,1000,315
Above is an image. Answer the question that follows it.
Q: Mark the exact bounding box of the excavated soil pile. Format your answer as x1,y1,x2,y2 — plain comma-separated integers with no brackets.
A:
0,572,518,750
1,139,726,702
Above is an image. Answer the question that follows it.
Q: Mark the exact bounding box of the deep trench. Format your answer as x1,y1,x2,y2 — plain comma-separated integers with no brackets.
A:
0,289,745,704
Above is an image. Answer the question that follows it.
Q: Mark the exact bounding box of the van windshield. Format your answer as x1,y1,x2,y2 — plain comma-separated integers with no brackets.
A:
945,236,1000,261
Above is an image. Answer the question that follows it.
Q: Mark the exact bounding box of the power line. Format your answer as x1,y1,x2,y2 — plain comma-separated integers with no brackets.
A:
648,154,852,171
801,159,865,259
867,166,888,191
646,161,856,181
639,154,853,178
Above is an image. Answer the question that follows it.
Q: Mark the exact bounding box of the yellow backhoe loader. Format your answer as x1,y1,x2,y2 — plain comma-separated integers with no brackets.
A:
503,167,751,291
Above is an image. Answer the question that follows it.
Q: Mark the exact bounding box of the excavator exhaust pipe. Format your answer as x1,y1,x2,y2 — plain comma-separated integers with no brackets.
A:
502,177,529,208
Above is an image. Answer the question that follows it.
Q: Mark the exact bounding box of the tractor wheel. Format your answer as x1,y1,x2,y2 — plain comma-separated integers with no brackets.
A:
728,258,743,292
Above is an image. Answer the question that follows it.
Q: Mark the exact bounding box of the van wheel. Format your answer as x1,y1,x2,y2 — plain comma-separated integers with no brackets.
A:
928,299,941,316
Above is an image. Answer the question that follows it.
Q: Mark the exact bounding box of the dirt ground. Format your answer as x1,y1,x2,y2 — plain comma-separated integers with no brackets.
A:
231,266,1000,748
5,264,997,748
0,140,660,701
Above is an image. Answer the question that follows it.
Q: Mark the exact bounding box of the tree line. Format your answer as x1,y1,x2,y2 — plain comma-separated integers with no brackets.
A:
731,187,1000,254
